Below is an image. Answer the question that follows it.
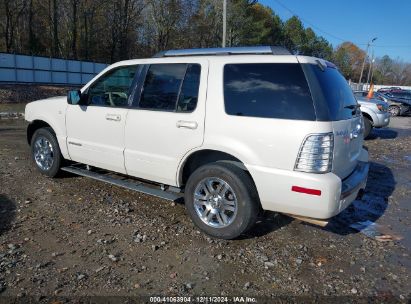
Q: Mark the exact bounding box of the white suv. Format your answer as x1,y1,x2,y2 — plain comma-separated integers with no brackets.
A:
25,46,369,239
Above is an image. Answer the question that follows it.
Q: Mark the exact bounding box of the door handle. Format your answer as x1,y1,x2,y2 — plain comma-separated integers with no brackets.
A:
106,114,121,122
176,120,198,129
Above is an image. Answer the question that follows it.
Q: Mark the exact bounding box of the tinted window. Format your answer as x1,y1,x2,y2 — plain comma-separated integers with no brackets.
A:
177,64,201,112
304,64,359,121
224,63,315,120
87,65,138,107
139,64,186,110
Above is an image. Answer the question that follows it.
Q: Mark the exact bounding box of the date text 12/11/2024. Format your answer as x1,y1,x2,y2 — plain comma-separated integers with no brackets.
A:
149,296,257,303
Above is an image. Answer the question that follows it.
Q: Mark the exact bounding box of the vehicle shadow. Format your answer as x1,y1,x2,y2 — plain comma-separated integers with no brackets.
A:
239,211,293,239
0,194,16,236
367,128,398,140
326,161,395,235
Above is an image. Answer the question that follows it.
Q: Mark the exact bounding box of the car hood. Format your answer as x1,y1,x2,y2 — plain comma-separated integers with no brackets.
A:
26,95,67,104
357,97,382,106
46,95,66,100
25,96,67,122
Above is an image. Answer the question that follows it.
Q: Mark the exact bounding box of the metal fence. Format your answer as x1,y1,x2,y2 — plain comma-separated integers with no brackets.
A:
0,53,108,85
349,81,411,92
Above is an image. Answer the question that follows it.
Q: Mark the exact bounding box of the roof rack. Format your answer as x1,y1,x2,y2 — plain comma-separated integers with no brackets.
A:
153,46,291,58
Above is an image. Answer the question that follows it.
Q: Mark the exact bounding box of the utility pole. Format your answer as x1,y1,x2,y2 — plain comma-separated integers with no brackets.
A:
370,57,376,85
222,0,227,48
358,37,377,89
366,51,375,88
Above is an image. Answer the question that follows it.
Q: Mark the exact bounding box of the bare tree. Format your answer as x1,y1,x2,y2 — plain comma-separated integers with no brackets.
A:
1,0,410,87
71,0,79,59
145,0,184,52
0,0,26,52
52,0,59,56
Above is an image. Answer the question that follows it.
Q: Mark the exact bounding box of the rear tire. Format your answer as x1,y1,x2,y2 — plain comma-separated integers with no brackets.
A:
184,162,260,239
31,127,62,177
388,105,400,117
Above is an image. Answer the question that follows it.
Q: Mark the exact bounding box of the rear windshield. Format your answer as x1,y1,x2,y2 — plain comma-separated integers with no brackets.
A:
223,63,316,120
302,64,360,121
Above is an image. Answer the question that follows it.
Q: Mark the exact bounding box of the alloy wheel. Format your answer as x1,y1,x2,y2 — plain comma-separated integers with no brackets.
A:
193,177,238,228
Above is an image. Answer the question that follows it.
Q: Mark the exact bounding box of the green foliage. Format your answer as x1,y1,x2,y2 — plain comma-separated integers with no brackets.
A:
283,16,305,53
333,46,353,78
238,4,283,46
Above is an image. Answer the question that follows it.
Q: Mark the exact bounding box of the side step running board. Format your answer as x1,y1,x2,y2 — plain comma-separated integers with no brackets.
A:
61,166,183,202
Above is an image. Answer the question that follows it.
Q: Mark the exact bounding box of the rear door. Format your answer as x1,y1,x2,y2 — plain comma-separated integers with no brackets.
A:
304,64,363,179
124,60,208,186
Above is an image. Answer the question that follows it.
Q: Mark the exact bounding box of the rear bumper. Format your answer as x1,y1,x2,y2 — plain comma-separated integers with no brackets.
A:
340,161,369,199
373,112,390,128
247,149,369,219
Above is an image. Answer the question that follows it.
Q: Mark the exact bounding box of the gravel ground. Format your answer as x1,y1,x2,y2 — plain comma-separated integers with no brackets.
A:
0,114,410,302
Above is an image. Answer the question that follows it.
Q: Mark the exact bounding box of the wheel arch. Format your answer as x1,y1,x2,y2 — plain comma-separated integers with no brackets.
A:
178,149,252,187
27,120,54,145
362,112,374,125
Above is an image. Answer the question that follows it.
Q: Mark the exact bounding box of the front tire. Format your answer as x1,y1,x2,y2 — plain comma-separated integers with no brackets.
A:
31,127,62,177
363,117,372,139
184,162,260,239
388,105,400,117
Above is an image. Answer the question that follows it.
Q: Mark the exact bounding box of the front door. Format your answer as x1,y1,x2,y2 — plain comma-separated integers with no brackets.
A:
66,65,139,174
124,61,208,185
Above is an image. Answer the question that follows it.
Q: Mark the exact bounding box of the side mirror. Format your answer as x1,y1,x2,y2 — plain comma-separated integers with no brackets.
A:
67,90,81,105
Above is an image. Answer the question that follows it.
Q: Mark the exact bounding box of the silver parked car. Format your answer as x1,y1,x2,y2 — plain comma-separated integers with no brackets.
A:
356,96,390,138
354,90,409,116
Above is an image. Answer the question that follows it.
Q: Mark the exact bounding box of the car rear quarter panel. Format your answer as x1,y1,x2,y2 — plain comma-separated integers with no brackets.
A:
202,57,336,211
204,57,334,171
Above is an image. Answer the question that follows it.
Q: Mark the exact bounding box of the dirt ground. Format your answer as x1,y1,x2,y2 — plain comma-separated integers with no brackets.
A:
0,85,76,105
0,109,410,302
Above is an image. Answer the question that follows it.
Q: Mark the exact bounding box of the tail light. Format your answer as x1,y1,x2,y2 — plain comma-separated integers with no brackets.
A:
294,133,334,173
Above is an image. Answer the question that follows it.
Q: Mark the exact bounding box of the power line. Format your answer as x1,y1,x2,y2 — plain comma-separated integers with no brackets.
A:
271,0,411,49
272,0,350,42
373,45,411,48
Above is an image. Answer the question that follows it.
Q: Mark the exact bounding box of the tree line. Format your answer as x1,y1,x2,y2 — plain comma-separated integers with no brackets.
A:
334,42,411,86
1,0,410,85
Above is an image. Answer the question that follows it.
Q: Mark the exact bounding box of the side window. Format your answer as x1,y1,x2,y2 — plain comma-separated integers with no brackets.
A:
139,64,187,111
177,64,201,112
86,65,138,107
224,63,315,120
